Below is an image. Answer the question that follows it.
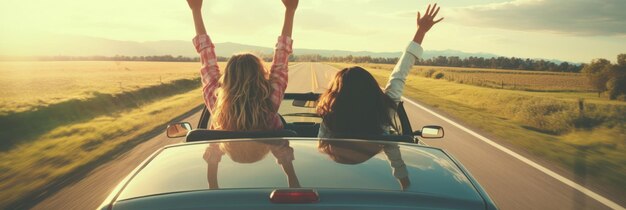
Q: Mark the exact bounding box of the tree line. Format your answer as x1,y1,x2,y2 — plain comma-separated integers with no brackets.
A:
279,54,582,72
8,53,583,73
581,54,626,100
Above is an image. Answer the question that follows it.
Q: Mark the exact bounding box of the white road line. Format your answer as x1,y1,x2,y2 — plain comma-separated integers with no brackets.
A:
401,97,625,210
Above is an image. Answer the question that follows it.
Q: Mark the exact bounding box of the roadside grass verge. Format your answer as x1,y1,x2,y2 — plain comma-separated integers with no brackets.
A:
329,62,626,192
0,88,203,209
0,78,201,150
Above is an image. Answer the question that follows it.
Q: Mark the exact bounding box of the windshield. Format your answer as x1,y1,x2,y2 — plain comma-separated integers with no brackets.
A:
277,99,321,124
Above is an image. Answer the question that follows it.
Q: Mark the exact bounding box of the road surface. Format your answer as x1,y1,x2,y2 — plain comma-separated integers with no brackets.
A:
31,63,624,210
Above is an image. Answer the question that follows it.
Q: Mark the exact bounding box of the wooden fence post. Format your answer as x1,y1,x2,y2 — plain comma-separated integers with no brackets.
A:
578,98,584,117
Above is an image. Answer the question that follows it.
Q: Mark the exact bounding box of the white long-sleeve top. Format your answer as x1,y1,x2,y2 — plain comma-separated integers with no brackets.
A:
384,41,424,102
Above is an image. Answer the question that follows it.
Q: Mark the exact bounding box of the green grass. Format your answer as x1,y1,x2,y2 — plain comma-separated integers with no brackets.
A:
0,88,204,209
0,77,202,150
362,63,593,92
329,62,626,192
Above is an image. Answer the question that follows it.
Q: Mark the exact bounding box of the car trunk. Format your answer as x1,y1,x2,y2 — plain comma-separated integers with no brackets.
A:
112,139,487,209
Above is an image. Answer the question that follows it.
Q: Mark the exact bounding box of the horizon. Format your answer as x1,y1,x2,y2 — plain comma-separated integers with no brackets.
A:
1,0,625,63
0,38,581,65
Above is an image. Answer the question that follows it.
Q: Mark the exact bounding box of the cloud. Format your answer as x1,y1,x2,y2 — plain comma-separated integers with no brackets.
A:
448,0,626,36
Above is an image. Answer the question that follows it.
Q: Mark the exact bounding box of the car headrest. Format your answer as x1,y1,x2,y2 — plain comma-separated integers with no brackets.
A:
185,129,298,142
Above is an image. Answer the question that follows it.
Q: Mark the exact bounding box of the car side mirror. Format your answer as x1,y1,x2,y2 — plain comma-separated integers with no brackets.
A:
166,122,192,138
413,125,444,139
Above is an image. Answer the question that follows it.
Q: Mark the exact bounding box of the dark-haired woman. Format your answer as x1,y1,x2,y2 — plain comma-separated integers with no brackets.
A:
317,4,443,138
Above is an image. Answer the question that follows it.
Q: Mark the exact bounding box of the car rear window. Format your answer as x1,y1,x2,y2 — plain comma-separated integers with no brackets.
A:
117,139,481,202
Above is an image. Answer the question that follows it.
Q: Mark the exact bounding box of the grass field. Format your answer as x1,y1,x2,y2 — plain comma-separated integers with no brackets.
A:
0,61,220,115
0,61,229,150
365,63,593,92
362,63,621,105
0,88,203,208
329,62,626,192
0,60,279,208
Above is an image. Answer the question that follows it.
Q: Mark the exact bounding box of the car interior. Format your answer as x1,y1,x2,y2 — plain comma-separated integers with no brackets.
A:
186,129,298,142
172,93,434,143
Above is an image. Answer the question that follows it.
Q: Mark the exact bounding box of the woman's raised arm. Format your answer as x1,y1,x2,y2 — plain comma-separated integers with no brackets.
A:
188,0,221,113
187,0,207,35
268,0,298,112
281,0,299,38
384,4,443,101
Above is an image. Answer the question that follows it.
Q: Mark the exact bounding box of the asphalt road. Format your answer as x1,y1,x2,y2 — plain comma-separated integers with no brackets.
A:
32,63,624,210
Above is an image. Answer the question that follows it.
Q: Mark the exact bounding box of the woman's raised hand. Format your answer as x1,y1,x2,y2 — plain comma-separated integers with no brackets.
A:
187,0,203,11
282,0,299,11
417,3,443,33
413,3,443,44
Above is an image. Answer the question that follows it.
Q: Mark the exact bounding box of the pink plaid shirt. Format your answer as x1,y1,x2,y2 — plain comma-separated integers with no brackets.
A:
193,35,293,130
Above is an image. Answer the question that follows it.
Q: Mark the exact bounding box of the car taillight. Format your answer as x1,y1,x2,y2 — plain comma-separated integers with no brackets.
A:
269,189,319,204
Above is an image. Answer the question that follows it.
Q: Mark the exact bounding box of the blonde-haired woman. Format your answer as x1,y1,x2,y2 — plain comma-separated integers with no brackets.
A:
188,0,300,189
188,0,298,131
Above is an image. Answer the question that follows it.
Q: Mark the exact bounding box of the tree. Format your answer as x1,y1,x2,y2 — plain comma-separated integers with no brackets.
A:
607,54,626,100
581,58,613,97
606,75,626,100
618,54,626,67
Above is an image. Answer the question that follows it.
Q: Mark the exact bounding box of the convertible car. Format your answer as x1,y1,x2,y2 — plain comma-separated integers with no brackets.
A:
98,93,498,210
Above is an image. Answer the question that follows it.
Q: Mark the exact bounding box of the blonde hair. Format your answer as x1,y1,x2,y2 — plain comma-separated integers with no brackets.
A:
220,141,271,163
211,53,274,131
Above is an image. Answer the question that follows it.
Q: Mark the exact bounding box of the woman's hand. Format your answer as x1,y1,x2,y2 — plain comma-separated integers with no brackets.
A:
280,0,298,37
413,3,443,44
187,0,203,11
399,177,411,191
203,146,212,163
417,3,443,34
282,0,299,12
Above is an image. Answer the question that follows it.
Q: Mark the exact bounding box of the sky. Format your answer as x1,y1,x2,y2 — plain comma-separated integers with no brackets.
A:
0,0,625,63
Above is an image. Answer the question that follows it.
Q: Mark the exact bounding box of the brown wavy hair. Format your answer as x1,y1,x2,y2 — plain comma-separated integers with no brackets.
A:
211,53,274,131
317,66,396,136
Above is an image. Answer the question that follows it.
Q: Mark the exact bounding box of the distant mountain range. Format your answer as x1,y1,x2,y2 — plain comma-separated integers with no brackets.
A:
142,39,501,60
1,35,562,62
